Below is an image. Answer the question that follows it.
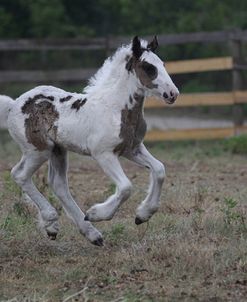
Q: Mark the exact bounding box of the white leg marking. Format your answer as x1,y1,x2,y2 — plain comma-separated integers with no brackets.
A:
11,151,59,236
85,152,132,222
127,143,165,223
48,147,103,245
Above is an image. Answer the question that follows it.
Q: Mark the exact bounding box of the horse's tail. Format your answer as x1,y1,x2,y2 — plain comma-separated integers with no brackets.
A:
0,95,14,130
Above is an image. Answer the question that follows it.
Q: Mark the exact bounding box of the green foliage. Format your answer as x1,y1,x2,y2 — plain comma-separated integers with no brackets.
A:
149,140,228,162
0,0,245,94
221,197,240,225
0,171,31,238
182,79,215,93
0,7,13,36
26,0,77,38
106,183,116,195
0,0,246,38
2,171,22,199
107,223,126,243
122,292,151,302
224,135,247,154
1,202,32,236
220,197,246,232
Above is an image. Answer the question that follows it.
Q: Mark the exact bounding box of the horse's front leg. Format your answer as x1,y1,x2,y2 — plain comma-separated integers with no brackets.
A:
85,152,132,222
127,143,165,224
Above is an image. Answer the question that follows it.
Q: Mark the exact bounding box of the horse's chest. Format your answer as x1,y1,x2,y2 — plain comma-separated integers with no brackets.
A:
115,104,147,155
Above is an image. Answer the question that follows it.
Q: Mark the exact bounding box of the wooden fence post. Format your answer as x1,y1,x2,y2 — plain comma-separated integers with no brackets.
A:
230,30,245,128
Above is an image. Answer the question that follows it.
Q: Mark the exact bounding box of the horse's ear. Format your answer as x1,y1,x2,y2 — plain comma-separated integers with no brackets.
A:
132,36,142,59
147,36,158,52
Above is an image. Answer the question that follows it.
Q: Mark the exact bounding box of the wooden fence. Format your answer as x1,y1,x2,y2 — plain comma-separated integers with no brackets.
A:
0,29,247,141
146,56,247,140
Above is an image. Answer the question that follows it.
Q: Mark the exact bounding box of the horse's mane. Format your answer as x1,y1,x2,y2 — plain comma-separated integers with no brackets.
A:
83,40,148,95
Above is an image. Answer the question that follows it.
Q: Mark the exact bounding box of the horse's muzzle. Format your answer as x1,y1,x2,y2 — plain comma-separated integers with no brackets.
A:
163,90,179,104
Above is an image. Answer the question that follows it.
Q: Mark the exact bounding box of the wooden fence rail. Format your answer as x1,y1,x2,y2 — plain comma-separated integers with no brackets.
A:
165,57,233,74
0,30,247,141
147,91,247,108
0,68,96,83
1,29,247,51
0,57,235,83
145,126,247,141
145,53,247,140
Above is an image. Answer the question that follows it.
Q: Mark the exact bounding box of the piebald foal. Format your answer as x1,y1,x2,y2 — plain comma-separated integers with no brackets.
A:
0,36,179,246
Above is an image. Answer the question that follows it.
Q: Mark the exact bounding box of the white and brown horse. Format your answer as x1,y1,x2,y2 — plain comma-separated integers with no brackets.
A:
0,36,179,246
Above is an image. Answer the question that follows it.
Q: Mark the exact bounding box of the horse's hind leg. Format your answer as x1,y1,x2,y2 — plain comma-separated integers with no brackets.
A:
11,150,59,238
48,146,103,246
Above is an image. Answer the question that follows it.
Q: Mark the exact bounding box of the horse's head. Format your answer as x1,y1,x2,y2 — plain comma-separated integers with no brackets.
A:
126,36,179,104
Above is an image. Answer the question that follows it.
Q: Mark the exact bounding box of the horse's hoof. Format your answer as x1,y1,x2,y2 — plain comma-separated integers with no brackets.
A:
47,232,57,240
135,217,144,225
84,215,89,221
92,237,104,247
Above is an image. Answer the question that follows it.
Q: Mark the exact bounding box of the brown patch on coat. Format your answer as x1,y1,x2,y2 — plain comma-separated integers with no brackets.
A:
60,95,73,103
114,93,147,155
126,57,158,89
22,99,59,151
71,98,87,111
22,94,55,113
30,94,54,102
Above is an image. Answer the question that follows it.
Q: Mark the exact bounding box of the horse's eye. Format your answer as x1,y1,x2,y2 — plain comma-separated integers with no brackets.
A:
141,62,157,79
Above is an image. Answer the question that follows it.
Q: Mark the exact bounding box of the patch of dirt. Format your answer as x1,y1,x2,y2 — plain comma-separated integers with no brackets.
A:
0,142,247,301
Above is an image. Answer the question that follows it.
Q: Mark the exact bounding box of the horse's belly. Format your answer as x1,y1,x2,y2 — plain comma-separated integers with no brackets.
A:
56,119,90,154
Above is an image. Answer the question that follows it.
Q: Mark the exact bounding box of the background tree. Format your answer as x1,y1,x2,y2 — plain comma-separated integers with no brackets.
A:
0,0,246,38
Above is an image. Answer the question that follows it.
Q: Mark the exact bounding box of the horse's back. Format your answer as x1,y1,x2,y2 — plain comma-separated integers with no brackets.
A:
7,85,122,155
8,86,87,152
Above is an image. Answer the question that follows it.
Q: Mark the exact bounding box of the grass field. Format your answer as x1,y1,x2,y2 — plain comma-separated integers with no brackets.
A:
0,132,247,302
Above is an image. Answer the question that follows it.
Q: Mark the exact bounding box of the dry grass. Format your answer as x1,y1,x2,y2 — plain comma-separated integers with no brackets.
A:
0,134,247,302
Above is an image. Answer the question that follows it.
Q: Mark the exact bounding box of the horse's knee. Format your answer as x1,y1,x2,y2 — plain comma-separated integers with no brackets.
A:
154,161,166,183
120,180,132,200
11,167,26,187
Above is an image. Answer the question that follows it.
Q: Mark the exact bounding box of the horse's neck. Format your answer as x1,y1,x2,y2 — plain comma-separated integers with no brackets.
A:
97,72,145,110
85,50,146,110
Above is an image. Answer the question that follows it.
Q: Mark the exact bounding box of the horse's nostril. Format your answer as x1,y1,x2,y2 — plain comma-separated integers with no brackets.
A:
170,91,174,97
163,92,168,99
